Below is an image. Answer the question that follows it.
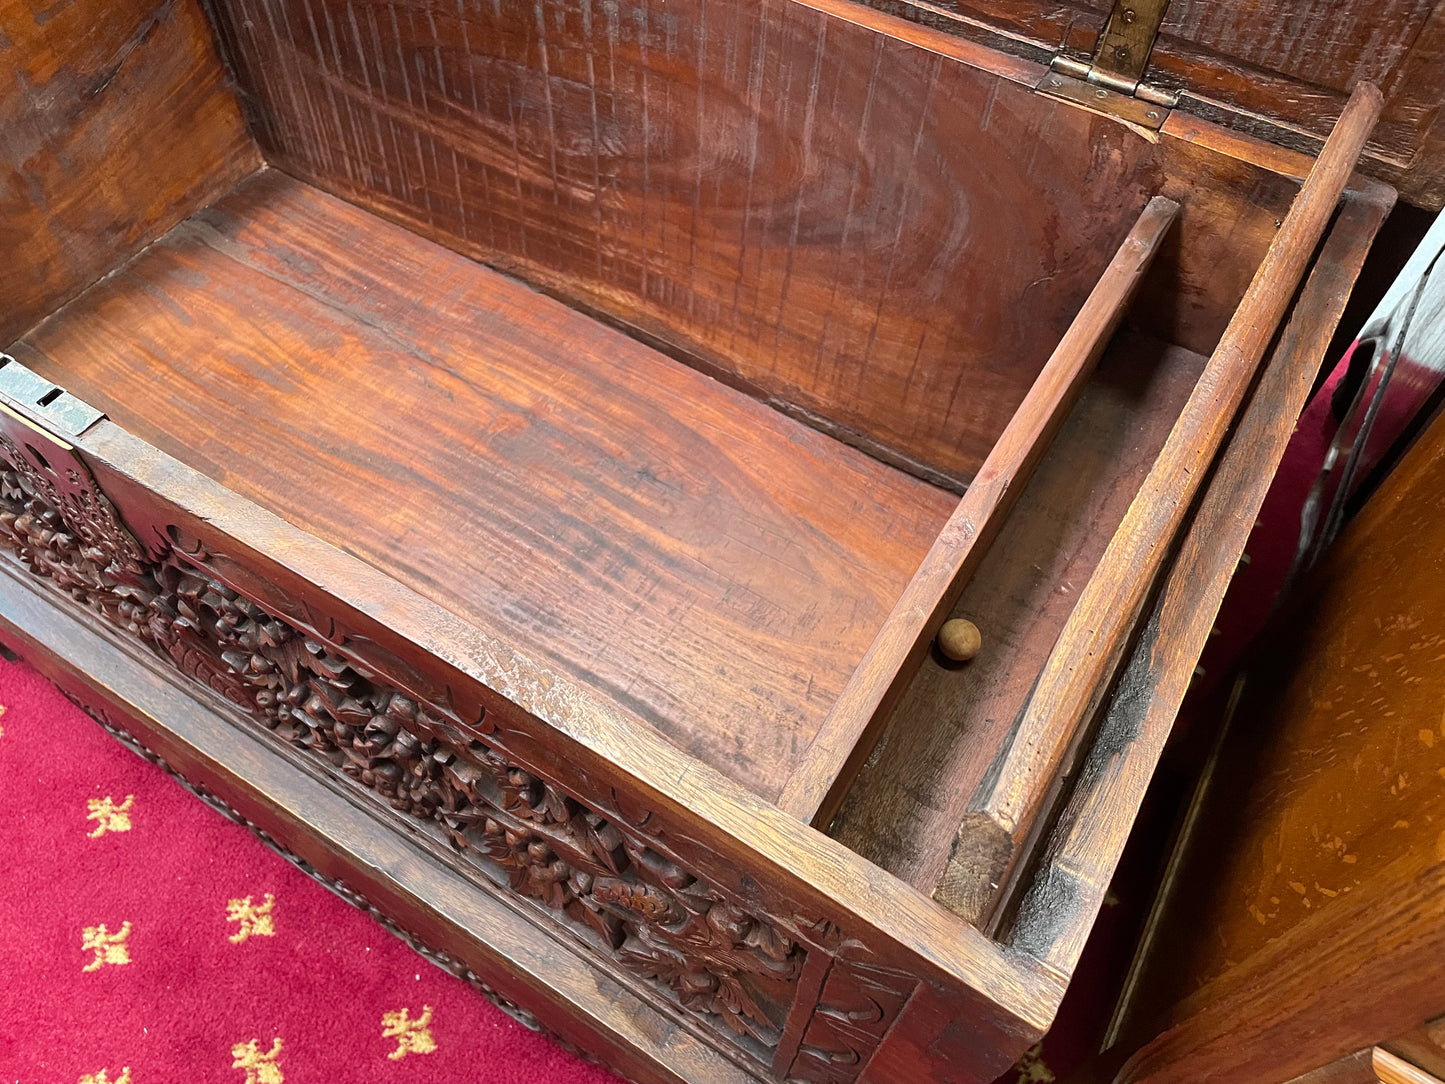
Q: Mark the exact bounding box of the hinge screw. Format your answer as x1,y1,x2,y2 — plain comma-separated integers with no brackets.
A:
1123,7,1136,21
1146,110,1160,120
1095,88,1108,99
1049,76,1063,87
1115,45,1130,60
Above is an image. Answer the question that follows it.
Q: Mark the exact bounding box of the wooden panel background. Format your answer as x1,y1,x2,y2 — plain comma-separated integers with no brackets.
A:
0,0,260,345
858,0,1445,209
201,0,1301,484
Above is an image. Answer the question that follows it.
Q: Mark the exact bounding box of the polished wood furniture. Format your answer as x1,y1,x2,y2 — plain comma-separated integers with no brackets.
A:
0,0,1433,1079
1111,399,1445,1084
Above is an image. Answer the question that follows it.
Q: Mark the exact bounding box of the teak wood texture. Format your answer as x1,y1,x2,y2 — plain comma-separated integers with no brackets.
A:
0,0,259,345
11,168,956,804
933,82,1387,928
199,0,1306,485
832,0,1445,210
0,0,1406,1079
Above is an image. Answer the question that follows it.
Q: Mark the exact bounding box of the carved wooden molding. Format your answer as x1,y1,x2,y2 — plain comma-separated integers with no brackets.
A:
0,454,916,1081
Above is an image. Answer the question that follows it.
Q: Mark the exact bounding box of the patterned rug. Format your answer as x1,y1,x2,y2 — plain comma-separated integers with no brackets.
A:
0,655,621,1084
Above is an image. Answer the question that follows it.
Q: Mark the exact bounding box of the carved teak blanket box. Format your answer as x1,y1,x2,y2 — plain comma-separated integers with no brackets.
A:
3,0,1440,1078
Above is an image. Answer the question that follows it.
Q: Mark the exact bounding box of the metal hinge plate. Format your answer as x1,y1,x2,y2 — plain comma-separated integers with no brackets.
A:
0,354,105,437
1036,0,1175,130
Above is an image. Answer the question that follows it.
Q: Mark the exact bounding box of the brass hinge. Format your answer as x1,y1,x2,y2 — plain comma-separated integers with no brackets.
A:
1036,0,1176,130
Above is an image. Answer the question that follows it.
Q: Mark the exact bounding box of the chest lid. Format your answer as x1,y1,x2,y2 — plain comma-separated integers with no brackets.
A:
876,0,1445,208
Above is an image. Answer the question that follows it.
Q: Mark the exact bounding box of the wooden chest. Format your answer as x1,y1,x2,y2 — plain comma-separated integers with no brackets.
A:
1,0,1438,1079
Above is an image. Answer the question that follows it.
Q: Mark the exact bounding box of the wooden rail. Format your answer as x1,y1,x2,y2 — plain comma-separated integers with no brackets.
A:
777,195,1183,826
933,81,1386,926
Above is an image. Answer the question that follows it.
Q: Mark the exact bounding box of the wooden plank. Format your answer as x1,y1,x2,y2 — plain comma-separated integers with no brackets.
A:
0,0,259,345
199,0,1303,484
820,0,1445,209
1375,1050,1445,1084
1105,227,1445,1084
22,398,1063,1081
777,195,1182,826
14,169,957,805
830,332,1207,891
933,82,1386,926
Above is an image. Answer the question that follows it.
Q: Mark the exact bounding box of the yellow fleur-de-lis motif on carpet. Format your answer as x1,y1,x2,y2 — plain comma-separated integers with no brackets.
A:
226,894,276,944
382,1005,437,1059
79,1069,131,1084
86,795,134,838
231,1037,283,1084
81,922,132,972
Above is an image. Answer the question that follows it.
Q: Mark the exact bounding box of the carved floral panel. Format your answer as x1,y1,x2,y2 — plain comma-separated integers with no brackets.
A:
0,455,915,1081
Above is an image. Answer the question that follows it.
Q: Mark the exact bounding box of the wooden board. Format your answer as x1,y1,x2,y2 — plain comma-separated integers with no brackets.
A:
0,0,260,345
8,168,957,804
1110,306,1445,1084
841,0,1445,209
199,0,1303,484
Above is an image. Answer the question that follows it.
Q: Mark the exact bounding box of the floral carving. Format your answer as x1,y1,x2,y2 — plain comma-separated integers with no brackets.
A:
0,433,144,579
0,463,803,1054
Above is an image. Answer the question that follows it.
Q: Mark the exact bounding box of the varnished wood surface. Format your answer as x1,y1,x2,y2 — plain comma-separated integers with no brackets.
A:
830,183,1388,908
0,0,259,345
200,0,1303,483
1374,1050,1445,1084
1110,278,1445,1084
11,168,957,803
830,331,1204,888
841,0,1445,209
68,417,1063,1083
1010,184,1393,978
777,196,1182,828
932,83,1385,926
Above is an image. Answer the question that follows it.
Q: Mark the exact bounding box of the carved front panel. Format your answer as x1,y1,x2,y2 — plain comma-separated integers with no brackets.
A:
0,449,913,1081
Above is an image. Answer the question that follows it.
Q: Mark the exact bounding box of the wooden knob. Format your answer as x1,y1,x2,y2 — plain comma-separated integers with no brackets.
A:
937,618,981,662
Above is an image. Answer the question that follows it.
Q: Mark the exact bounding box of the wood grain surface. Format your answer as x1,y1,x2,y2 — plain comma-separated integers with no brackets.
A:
777,195,1181,828
932,82,1385,926
829,330,1205,890
199,0,1302,484
1109,273,1445,1084
1009,183,1393,978
0,0,259,345
11,168,957,803
833,0,1445,209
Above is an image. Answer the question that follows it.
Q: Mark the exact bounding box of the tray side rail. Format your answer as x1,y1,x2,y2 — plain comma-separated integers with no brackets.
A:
933,81,1386,928
776,195,1183,829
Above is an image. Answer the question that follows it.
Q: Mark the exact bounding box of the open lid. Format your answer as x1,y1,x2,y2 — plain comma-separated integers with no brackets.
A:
874,0,1445,208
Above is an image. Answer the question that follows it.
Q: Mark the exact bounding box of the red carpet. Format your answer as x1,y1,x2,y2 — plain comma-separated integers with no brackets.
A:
0,656,623,1083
